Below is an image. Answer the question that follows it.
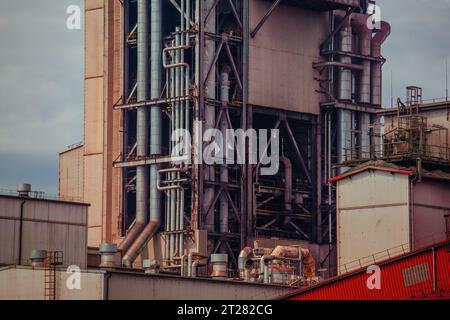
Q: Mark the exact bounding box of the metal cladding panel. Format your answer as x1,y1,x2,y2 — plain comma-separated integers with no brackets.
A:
84,77,104,155
59,146,84,202
287,244,450,300
85,7,104,78
0,268,104,300
248,0,328,114
85,0,104,11
83,154,103,247
0,197,88,268
412,180,450,249
337,171,411,273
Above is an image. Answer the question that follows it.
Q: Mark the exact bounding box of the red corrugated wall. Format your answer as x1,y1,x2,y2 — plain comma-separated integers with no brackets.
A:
287,243,450,300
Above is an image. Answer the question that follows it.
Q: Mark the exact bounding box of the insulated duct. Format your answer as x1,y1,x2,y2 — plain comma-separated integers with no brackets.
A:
352,13,372,104
204,0,216,234
338,16,353,101
122,0,163,267
119,0,149,255
371,21,391,106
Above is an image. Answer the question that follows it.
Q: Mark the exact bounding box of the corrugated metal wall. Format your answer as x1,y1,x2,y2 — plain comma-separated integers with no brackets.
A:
286,243,450,300
0,196,88,268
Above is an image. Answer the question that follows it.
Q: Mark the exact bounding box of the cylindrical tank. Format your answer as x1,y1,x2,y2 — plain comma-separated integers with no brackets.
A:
17,183,31,197
210,254,228,279
30,249,47,267
99,243,118,268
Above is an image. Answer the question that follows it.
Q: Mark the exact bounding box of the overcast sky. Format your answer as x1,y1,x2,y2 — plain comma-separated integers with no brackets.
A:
0,0,449,194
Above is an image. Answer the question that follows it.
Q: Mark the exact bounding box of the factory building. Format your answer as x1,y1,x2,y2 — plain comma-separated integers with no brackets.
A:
1,0,449,300
59,0,391,280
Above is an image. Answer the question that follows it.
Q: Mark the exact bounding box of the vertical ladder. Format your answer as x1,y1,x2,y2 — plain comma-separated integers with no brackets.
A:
44,251,63,300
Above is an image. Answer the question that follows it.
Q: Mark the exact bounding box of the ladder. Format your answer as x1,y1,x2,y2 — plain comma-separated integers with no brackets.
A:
44,251,63,300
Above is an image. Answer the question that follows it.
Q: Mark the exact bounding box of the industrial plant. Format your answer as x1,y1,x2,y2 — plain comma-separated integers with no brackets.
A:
0,0,449,300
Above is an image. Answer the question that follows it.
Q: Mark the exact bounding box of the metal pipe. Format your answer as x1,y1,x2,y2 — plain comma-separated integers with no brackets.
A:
352,14,372,104
174,27,181,256
122,0,163,267
279,157,292,212
122,221,160,267
371,21,391,105
219,66,231,234
259,255,272,284
18,199,26,265
136,0,149,226
238,247,252,280
120,0,149,256
338,16,353,101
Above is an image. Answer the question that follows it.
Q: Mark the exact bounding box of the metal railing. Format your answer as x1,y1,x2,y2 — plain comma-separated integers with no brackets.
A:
0,188,83,203
337,231,448,275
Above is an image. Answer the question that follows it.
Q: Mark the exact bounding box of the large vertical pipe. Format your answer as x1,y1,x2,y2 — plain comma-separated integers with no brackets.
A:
174,28,181,256
122,0,163,268
371,21,391,106
219,66,231,234
204,0,216,235
149,0,163,243
136,0,150,226
338,16,352,101
169,39,176,260
352,14,372,104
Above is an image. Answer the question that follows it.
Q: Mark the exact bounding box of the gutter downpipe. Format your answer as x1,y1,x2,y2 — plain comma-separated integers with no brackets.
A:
122,0,163,267
118,0,149,256
103,272,112,300
371,21,391,106
18,199,27,265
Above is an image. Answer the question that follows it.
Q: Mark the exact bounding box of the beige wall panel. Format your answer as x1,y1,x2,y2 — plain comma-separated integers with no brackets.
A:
84,77,104,155
0,268,104,300
248,0,327,114
88,226,102,248
59,146,84,202
336,171,411,274
85,0,104,11
85,8,104,78
338,170,409,208
84,154,103,228
337,206,410,273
